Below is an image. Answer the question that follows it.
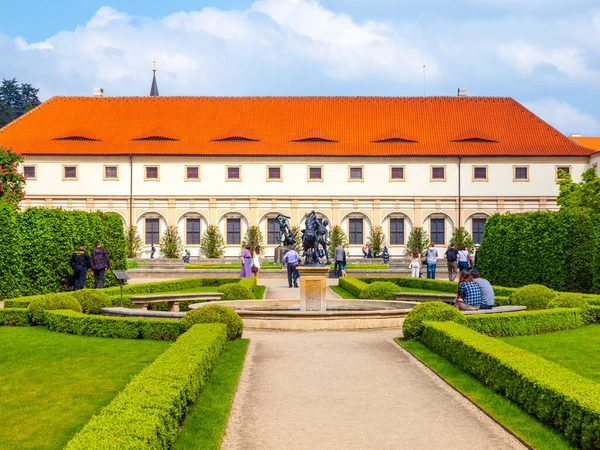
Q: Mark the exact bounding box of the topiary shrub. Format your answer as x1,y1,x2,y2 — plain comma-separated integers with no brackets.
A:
27,293,82,324
360,281,399,300
508,284,557,310
547,293,589,310
402,302,467,340
219,283,254,300
182,305,243,340
72,290,112,314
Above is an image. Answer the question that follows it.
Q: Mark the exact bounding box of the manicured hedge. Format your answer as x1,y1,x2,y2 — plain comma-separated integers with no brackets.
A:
102,277,238,296
0,308,31,326
44,310,187,340
465,308,588,337
478,210,600,293
183,305,244,340
0,202,24,299
65,323,227,450
339,277,369,298
420,321,600,449
360,281,399,300
357,276,515,297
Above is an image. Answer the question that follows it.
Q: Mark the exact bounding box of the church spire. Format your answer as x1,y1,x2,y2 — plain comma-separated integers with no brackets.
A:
150,60,159,96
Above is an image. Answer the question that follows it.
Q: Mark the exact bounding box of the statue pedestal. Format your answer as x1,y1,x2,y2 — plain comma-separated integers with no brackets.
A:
297,266,329,312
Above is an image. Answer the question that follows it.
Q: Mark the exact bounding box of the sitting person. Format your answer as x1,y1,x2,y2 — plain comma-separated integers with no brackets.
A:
455,270,482,311
472,271,494,309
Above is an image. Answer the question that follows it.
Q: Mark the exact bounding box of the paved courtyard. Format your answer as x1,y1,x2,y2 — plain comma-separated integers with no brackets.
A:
222,328,525,450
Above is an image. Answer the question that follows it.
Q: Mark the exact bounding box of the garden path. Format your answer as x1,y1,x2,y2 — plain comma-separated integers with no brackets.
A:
222,329,525,450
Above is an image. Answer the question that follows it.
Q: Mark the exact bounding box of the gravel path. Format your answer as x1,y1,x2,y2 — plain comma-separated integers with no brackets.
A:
222,329,525,450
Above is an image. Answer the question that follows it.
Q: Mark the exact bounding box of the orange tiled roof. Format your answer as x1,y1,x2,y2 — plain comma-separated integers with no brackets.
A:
568,136,600,152
0,96,593,157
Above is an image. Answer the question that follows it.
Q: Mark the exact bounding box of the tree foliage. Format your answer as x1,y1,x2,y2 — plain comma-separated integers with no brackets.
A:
242,226,264,256
160,226,183,259
367,225,386,256
406,227,429,254
125,225,143,258
0,78,41,126
557,168,600,215
327,225,348,257
449,227,474,253
200,225,225,258
0,147,26,208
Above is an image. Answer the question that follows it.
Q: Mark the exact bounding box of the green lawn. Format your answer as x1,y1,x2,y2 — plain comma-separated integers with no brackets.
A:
500,324,600,383
331,284,450,299
174,339,249,449
397,339,574,450
0,327,171,450
185,263,282,269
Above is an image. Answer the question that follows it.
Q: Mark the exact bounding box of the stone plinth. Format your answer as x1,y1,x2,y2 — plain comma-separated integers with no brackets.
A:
297,266,329,311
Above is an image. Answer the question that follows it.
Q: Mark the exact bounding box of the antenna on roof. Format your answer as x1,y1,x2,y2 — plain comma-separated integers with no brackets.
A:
423,65,426,96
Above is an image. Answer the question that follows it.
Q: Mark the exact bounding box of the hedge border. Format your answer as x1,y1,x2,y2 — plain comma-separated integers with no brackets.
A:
420,321,600,449
339,277,368,298
0,308,31,326
44,310,188,340
65,323,227,450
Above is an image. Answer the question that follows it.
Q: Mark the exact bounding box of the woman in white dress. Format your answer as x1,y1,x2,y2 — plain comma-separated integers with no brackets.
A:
409,250,421,278
252,245,262,279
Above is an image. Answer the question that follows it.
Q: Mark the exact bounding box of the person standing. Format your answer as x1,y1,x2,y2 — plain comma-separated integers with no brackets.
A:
91,241,110,288
445,243,459,281
334,243,345,278
282,246,300,288
240,245,253,278
362,244,369,258
150,245,156,259
472,271,494,309
425,242,438,279
457,244,470,272
252,245,261,279
473,243,480,271
409,250,421,278
70,242,92,290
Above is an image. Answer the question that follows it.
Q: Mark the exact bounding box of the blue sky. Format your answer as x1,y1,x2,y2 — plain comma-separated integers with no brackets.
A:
1,0,599,135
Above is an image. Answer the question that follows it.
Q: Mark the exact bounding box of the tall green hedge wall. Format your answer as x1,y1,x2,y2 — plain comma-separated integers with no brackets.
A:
0,206,126,298
478,210,600,293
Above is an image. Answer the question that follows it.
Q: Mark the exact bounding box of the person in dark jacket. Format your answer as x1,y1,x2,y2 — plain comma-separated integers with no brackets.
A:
91,241,110,288
70,242,92,290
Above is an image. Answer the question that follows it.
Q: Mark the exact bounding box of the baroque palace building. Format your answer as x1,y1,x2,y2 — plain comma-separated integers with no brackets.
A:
0,88,598,258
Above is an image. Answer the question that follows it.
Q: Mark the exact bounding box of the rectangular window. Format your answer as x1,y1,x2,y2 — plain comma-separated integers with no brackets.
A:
431,166,446,181
227,166,241,181
348,166,363,181
308,166,323,181
556,166,571,180
145,166,159,180
186,166,200,181
514,166,529,181
23,165,36,180
104,165,118,180
472,218,486,245
227,218,241,245
267,218,280,245
267,166,282,181
430,218,445,245
63,165,77,180
390,166,405,181
349,218,364,245
186,218,201,245
145,218,159,245
389,218,405,245
473,166,488,181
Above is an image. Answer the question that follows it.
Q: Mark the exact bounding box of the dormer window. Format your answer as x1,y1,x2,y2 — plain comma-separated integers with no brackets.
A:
132,135,179,141
54,136,100,141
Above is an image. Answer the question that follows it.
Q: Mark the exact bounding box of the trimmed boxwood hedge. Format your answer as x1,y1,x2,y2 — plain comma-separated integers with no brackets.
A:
182,304,244,340
339,277,369,298
360,281,400,300
219,283,254,300
27,293,82,324
402,302,467,340
464,308,588,337
44,310,187,340
0,308,31,326
508,284,557,310
420,321,600,449
65,323,227,450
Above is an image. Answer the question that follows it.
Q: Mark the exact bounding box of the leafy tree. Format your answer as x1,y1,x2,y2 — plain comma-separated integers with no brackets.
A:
0,102,14,126
0,78,41,126
406,227,429,255
449,227,474,253
557,168,600,215
18,83,41,115
242,226,264,256
159,225,183,258
289,225,301,245
200,225,225,258
367,225,386,256
327,225,348,257
125,225,143,258
0,147,26,208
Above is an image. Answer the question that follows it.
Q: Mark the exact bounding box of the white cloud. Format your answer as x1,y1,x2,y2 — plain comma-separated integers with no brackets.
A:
524,98,599,135
593,10,600,31
86,6,130,29
14,37,53,51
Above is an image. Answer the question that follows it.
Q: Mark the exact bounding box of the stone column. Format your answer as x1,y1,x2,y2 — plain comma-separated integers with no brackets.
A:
297,266,329,312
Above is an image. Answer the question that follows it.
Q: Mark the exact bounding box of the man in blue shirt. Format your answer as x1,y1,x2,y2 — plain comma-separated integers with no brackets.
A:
472,271,494,309
282,246,300,288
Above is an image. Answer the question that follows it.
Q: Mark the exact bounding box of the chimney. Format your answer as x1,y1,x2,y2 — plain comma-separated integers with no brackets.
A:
93,87,104,97
457,88,467,97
